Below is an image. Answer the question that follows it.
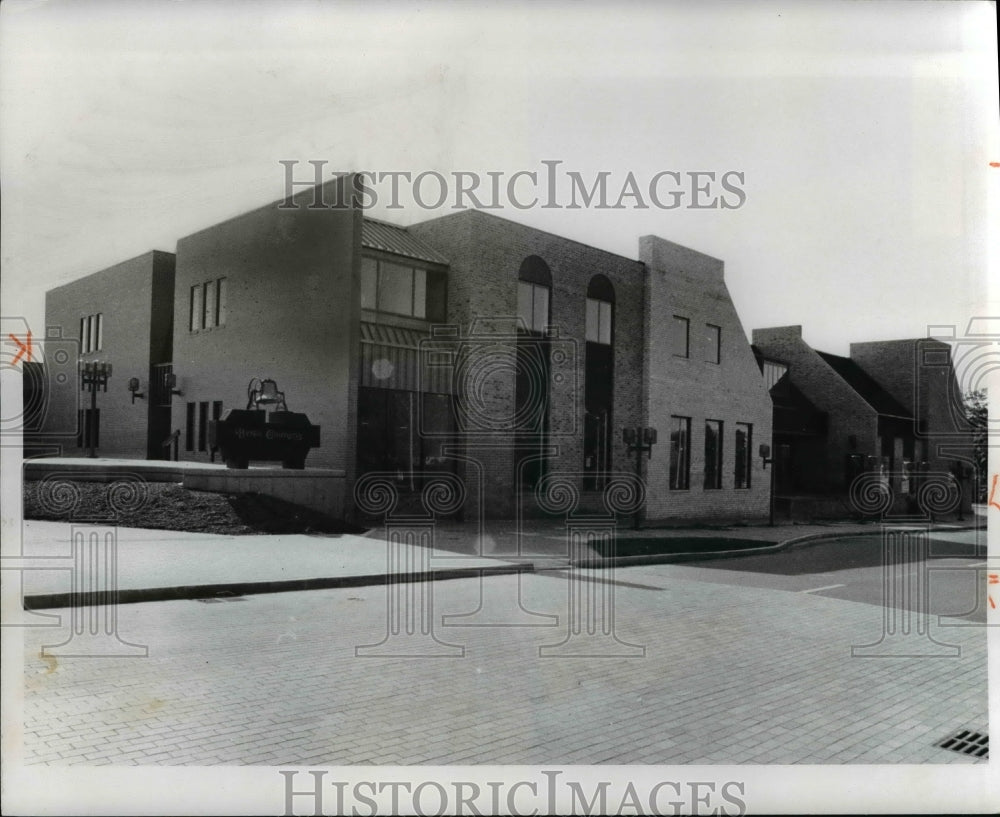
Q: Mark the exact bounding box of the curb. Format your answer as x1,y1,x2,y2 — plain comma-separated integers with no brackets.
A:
571,523,982,568
21,563,535,610
21,524,980,607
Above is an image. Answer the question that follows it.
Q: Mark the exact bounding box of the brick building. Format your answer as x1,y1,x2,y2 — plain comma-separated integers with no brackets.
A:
38,177,772,522
44,250,176,459
751,325,973,512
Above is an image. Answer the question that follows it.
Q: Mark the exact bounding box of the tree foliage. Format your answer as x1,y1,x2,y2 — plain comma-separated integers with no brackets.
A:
965,389,988,501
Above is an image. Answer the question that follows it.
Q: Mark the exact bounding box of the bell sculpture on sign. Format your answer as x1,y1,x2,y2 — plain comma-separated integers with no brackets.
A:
208,377,321,469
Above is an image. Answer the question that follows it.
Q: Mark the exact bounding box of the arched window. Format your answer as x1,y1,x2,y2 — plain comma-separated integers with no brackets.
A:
517,255,552,333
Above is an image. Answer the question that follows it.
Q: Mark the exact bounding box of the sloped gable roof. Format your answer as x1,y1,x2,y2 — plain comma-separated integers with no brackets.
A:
362,217,449,266
816,351,912,418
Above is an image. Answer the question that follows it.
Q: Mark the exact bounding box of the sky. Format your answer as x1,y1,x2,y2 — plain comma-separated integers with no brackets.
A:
1,0,997,355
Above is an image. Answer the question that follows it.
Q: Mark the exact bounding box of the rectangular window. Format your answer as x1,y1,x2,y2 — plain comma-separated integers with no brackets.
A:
79,318,86,353
198,402,209,452
704,420,723,489
669,415,691,490
586,299,612,344
378,261,413,315
216,278,227,326
735,422,752,489
190,285,203,332
705,323,720,364
518,282,549,333
203,280,216,329
425,272,446,321
83,315,92,353
185,402,195,451
672,316,689,357
95,314,103,351
361,256,445,320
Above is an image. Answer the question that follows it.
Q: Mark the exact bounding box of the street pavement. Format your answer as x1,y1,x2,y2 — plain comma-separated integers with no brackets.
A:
8,517,991,767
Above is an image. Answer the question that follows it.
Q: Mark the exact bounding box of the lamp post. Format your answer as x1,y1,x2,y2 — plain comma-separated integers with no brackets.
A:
80,361,112,458
622,426,657,530
759,443,775,526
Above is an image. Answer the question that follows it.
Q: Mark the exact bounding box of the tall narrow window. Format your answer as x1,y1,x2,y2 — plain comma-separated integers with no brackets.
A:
672,316,689,357
204,280,217,329
216,278,227,326
412,268,427,319
586,298,612,344
735,422,752,489
705,324,720,364
704,419,723,489
198,402,209,452
669,415,691,490
516,255,553,488
95,314,103,352
185,403,196,451
517,282,550,333
584,275,615,490
190,285,203,332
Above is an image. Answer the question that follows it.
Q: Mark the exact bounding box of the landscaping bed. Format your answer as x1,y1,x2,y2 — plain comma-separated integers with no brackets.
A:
23,480,363,536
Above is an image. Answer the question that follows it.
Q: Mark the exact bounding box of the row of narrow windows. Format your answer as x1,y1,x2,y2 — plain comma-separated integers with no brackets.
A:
669,417,754,490
189,278,228,332
79,314,102,353
182,260,721,363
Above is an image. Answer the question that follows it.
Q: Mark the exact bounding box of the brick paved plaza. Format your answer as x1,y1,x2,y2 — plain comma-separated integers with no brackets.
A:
17,560,988,767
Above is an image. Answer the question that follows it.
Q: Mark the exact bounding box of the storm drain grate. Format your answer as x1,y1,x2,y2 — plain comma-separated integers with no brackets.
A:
936,729,988,758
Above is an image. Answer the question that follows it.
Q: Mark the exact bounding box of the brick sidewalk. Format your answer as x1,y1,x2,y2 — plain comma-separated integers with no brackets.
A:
17,563,987,766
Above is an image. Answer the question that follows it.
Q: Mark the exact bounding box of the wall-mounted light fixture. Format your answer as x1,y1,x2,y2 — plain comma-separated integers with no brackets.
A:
165,372,183,396
128,377,146,403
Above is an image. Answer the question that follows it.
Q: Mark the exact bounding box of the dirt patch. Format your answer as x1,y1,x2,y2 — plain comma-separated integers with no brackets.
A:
23,480,364,536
